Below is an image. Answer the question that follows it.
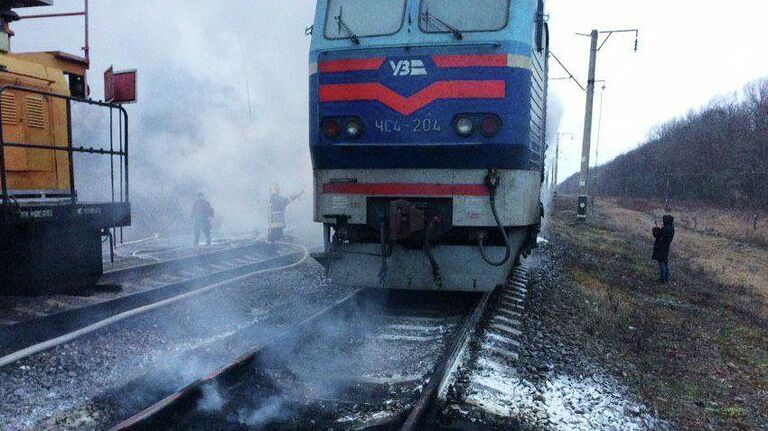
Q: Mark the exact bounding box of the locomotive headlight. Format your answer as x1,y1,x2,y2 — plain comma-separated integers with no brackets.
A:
321,118,341,139
454,116,474,137
345,118,364,139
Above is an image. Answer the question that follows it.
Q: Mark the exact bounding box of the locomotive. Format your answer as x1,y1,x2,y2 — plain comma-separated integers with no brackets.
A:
0,0,132,295
310,0,549,291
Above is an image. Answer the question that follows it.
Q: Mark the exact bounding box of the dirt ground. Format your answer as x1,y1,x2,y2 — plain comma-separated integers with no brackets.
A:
546,196,768,431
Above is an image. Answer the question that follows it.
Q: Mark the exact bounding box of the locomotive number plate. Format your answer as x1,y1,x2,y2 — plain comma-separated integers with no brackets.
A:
375,118,441,134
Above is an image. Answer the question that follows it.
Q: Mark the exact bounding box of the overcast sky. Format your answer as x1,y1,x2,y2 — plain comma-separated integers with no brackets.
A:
10,0,768,230
548,0,768,181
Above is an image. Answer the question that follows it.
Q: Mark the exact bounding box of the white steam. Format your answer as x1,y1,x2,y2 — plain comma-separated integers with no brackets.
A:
198,383,226,412
235,396,289,427
14,1,319,241
542,92,566,235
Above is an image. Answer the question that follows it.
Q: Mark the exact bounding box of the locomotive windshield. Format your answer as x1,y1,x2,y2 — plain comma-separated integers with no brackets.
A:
324,0,406,39
419,0,510,33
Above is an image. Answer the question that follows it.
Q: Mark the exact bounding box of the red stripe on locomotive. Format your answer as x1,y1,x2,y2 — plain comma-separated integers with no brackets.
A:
318,80,506,116
322,183,490,197
433,54,508,68
318,58,386,73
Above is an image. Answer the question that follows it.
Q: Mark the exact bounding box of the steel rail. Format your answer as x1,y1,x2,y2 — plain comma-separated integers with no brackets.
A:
0,242,309,369
399,288,494,431
109,287,492,431
104,239,269,276
0,241,280,354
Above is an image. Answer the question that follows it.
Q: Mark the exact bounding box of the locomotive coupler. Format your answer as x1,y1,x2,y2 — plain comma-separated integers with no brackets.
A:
389,199,426,242
324,214,351,246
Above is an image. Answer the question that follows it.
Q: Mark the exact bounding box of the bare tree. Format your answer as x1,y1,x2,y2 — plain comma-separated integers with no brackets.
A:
560,79,768,210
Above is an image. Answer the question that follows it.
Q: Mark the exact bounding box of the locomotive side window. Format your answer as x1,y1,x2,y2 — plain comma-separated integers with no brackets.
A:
324,0,407,40
419,0,510,33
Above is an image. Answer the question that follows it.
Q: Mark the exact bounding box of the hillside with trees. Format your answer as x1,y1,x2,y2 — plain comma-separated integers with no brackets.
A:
560,80,768,210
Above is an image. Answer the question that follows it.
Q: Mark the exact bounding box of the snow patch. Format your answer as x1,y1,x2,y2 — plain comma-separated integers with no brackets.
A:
463,365,668,431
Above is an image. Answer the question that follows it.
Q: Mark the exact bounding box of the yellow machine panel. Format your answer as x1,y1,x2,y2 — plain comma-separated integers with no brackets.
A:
0,52,75,193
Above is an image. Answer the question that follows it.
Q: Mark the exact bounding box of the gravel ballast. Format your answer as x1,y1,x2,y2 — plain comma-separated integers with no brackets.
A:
439,242,672,431
0,260,354,431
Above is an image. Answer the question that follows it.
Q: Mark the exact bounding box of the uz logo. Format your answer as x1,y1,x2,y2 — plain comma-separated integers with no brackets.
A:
390,59,428,76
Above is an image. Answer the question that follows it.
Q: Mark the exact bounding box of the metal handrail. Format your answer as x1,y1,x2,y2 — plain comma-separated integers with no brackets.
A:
0,85,129,221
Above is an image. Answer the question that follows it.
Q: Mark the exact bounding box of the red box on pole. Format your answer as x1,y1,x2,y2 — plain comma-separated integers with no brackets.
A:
104,66,137,104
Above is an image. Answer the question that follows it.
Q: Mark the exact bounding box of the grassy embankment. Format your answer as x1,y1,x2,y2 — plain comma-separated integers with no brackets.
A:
548,196,767,430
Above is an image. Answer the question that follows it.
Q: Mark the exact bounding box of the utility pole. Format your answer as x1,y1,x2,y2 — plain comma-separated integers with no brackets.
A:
576,28,639,220
577,30,598,220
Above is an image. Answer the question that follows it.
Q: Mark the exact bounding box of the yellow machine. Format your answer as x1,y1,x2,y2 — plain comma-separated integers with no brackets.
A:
0,51,83,193
0,0,132,295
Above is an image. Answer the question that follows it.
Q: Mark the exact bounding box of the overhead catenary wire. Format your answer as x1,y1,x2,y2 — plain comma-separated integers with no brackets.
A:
549,51,586,91
0,243,310,370
237,29,254,121
594,84,606,168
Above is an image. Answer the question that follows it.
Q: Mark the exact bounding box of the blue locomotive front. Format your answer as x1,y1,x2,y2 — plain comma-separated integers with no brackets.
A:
310,0,549,291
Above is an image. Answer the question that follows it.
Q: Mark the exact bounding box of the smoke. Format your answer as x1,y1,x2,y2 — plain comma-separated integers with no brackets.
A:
198,383,226,412
202,292,471,429
541,92,566,235
13,1,320,242
255,298,384,392
184,292,407,428
235,396,289,427
119,1,318,241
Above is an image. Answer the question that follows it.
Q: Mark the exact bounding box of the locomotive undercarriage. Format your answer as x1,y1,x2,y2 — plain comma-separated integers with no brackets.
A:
313,197,540,292
312,169,543,291
327,197,538,249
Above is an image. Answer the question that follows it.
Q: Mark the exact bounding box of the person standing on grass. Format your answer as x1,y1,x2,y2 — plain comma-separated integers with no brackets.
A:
652,215,675,283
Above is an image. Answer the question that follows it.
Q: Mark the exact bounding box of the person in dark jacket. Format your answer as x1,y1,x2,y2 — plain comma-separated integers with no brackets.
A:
192,193,214,246
268,184,303,242
652,215,675,283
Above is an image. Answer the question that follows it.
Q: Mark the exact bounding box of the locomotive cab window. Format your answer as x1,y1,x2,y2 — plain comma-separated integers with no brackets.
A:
66,73,86,99
419,0,510,33
324,0,407,40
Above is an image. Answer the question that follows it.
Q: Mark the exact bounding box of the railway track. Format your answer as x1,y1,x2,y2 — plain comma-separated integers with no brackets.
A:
435,268,531,429
107,233,262,268
0,240,307,366
108,284,499,431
